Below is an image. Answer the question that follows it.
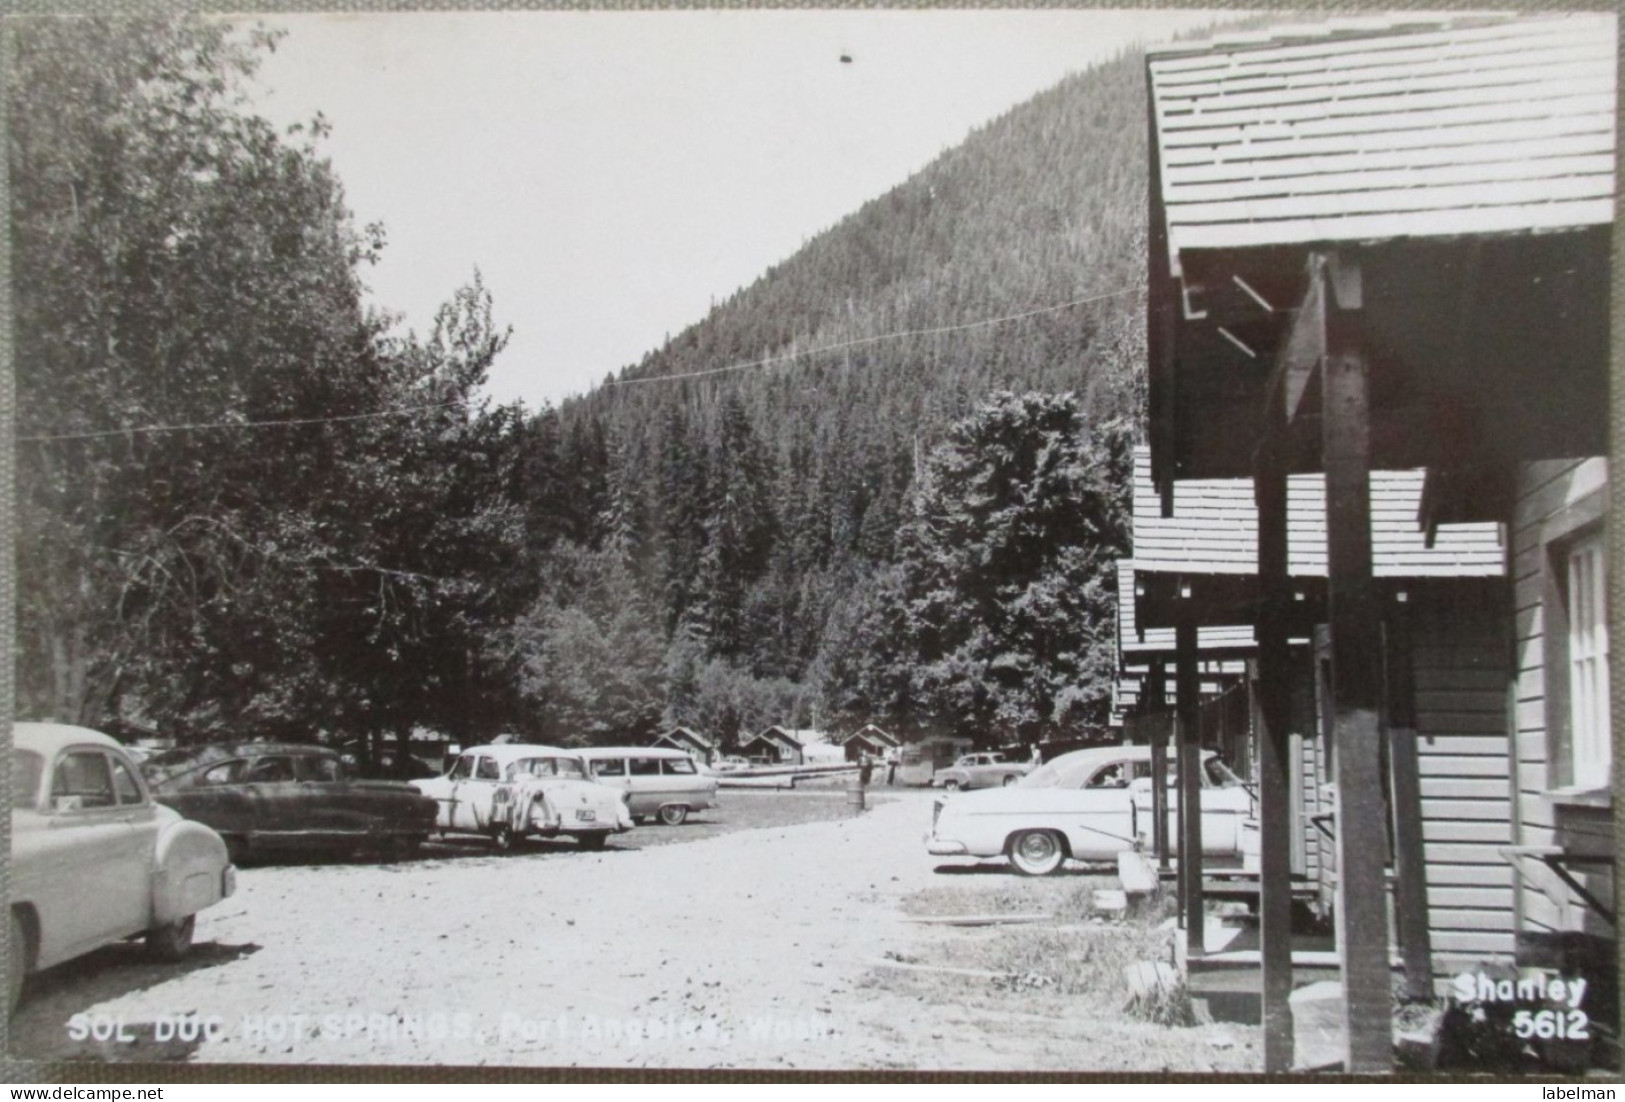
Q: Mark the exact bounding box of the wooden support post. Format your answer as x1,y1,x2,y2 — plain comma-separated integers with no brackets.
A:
1148,660,1171,869
1321,252,1392,1073
1176,600,1204,957
1385,591,1433,1001
1255,394,1296,1072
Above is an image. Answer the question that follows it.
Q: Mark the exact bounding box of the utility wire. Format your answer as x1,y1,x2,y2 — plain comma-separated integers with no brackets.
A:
16,287,1137,437
606,287,1138,387
15,398,472,444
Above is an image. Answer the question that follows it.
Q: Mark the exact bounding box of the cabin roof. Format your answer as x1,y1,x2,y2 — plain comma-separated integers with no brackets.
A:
1148,13,1616,270
653,727,715,751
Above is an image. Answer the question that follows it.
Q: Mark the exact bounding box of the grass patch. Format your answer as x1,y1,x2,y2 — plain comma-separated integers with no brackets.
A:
900,876,1114,922
883,878,1184,1015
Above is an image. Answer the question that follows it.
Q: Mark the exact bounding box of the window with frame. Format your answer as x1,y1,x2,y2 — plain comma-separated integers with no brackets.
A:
52,751,116,809
1565,529,1610,786
111,756,144,804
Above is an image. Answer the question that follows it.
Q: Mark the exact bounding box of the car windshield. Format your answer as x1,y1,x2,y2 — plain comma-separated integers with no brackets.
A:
508,757,586,780
141,746,207,784
1018,761,1066,789
1204,757,1245,788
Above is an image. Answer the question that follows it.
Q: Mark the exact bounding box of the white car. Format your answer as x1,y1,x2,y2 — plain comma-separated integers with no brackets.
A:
10,722,237,1008
925,744,1253,876
931,751,1033,790
414,744,634,850
575,747,719,826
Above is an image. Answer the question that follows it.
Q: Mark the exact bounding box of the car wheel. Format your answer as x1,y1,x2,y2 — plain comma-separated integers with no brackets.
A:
658,804,689,826
577,833,608,850
944,779,961,791
1008,830,1065,876
9,910,30,1012
1002,774,1018,787
491,824,517,853
146,914,196,962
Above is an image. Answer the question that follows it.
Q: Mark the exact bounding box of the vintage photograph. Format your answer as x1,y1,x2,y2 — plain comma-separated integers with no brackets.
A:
6,7,1617,1077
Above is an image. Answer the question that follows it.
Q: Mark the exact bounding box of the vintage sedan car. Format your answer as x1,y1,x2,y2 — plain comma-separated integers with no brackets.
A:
414,744,634,850
925,744,1253,875
141,743,438,861
931,751,1033,790
10,722,236,1008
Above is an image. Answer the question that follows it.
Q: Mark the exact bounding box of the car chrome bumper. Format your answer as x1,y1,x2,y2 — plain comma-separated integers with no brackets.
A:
925,837,968,855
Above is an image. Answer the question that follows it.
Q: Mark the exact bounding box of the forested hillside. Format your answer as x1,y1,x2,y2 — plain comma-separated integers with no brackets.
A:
515,47,1151,746
15,17,1155,763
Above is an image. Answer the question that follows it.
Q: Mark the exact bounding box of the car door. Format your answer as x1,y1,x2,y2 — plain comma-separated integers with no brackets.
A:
163,758,252,839
588,756,633,808
241,753,302,841
1197,756,1255,856
626,756,663,815
451,753,503,831
1050,758,1142,861
40,748,150,959
291,752,357,838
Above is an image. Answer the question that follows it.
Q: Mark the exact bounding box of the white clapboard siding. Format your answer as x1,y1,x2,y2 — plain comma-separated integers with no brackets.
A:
1160,116,1614,170
1301,588,1517,965
1510,459,1613,936
1412,586,1517,964
1148,14,1616,258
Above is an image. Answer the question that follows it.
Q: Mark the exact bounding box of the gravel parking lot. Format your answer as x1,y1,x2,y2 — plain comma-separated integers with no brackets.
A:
9,788,1258,1072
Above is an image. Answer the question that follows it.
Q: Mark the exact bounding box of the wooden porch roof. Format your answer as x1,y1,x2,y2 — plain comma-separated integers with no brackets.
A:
1149,14,1615,271
1130,447,1504,579
1117,560,1259,653
1146,14,1615,494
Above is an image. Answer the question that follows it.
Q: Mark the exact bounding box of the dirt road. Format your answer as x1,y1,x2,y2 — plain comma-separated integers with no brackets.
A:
11,789,1259,1072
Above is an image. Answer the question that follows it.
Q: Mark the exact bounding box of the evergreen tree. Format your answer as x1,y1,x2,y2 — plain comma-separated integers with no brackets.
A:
894,391,1129,743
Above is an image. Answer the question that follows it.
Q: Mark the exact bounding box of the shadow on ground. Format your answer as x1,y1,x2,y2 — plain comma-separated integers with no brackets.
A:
11,939,260,1063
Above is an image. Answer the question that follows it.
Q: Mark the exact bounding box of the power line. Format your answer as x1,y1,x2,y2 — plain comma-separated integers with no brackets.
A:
16,286,1138,436
606,287,1138,387
15,397,472,444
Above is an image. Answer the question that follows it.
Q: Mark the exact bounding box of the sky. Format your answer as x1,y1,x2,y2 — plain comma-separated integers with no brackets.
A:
247,10,1223,410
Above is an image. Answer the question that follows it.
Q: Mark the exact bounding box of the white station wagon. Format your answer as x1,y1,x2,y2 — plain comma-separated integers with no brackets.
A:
414,744,634,851
925,744,1253,875
10,722,236,1008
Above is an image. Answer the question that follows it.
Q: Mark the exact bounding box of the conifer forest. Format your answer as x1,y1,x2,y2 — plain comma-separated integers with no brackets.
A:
14,16,1153,768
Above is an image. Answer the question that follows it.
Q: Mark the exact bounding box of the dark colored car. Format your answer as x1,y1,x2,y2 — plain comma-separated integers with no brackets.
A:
141,743,438,862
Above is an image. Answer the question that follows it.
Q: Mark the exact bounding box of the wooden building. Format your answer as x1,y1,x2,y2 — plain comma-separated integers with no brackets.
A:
738,725,805,765
1143,13,1613,1070
835,724,899,762
649,726,717,765
1119,447,1510,967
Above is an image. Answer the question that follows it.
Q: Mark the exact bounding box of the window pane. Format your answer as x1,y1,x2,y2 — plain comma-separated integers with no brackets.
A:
247,756,295,783
200,760,246,786
52,751,115,809
449,754,474,780
475,756,501,780
629,758,661,776
662,757,697,775
296,755,343,782
592,758,626,777
111,757,144,804
1568,534,1611,782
